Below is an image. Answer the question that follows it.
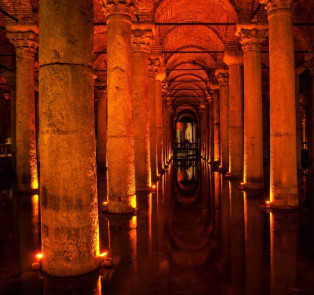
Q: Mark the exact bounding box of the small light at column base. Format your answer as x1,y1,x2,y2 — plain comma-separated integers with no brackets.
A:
36,253,43,260
151,184,156,190
100,252,108,257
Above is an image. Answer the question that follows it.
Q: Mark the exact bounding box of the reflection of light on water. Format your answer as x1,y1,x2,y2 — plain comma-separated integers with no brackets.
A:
129,216,137,268
148,193,152,253
31,194,39,238
31,176,38,190
243,192,248,242
95,276,102,295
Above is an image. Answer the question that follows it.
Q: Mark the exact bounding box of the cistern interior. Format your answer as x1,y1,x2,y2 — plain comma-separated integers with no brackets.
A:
0,0,314,294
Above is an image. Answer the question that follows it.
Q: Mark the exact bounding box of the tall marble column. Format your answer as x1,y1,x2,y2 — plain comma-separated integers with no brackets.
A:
212,88,220,164
2,70,16,171
208,95,215,163
132,28,152,191
7,28,38,192
39,0,99,276
260,0,298,208
148,59,158,180
96,87,107,171
237,25,267,189
199,104,208,159
215,69,229,172
224,51,244,179
101,0,137,212
155,66,166,175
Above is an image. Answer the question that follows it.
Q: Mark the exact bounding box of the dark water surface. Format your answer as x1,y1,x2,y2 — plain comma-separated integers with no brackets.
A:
1,161,314,294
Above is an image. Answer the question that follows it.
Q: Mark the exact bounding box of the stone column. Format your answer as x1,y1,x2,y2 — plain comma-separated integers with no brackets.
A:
101,0,137,212
39,0,99,276
96,87,107,171
132,28,152,191
148,59,157,180
208,95,215,163
215,69,229,172
7,29,38,192
155,65,166,175
237,25,267,189
212,88,220,164
2,71,16,171
199,104,207,158
260,0,298,208
224,51,244,179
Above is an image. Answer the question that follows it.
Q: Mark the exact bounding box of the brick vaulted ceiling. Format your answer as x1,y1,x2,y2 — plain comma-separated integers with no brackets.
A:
0,0,313,109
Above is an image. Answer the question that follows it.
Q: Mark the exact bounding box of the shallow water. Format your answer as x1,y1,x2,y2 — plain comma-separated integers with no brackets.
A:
1,161,314,294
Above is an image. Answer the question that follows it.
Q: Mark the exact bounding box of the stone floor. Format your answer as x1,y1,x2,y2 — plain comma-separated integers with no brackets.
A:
1,161,314,294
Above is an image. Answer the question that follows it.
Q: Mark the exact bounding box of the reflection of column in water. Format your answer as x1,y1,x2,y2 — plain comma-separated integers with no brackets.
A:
214,172,221,236
220,176,230,273
43,271,101,295
244,192,264,295
229,183,245,288
270,211,298,295
17,194,41,273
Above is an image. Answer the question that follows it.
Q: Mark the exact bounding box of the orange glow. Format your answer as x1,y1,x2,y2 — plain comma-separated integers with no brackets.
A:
131,195,137,209
129,216,137,268
36,253,43,260
151,184,156,190
31,194,39,238
265,200,271,207
100,251,108,257
103,201,108,206
31,178,38,190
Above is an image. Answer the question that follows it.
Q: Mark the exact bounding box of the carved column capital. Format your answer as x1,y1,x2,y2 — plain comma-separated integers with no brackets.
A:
237,25,268,52
7,31,38,58
99,0,137,18
132,30,153,53
215,69,229,87
259,0,293,14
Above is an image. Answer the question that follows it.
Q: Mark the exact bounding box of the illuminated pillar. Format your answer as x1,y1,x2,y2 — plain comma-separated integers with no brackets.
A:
215,69,229,172
2,71,16,171
212,88,220,163
260,0,298,208
39,0,99,276
156,66,166,175
238,25,267,189
132,29,152,191
224,51,244,178
148,59,157,180
96,87,107,171
209,96,215,163
7,29,38,192
101,0,136,212
199,104,207,158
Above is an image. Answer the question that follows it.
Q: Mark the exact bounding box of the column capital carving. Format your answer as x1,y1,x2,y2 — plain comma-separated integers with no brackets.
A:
132,29,153,53
7,30,38,58
99,0,137,18
215,69,229,87
236,25,268,52
223,50,243,66
259,0,293,14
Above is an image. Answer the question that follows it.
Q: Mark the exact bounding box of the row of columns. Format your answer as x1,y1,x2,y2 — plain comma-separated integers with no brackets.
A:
211,0,302,209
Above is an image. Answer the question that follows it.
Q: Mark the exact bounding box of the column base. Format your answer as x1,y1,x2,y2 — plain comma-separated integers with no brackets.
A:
240,181,264,191
225,172,242,179
16,183,39,195
97,163,107,172
108,196,136,214
271,191,299,210
136,186,151,193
